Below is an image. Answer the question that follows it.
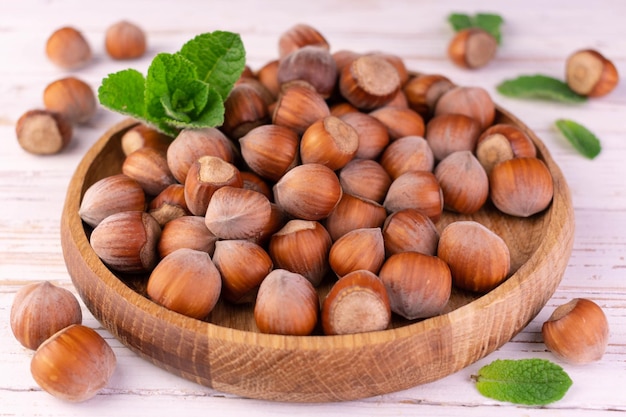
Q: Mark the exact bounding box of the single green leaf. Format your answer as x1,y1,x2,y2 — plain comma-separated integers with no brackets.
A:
448,13,473,32
555,119,602,159
448,12,504,44
179,31,246,100
163,87,225,130
497,75,588,103
98,69,147,119
473,359,573,406
474,13,504,43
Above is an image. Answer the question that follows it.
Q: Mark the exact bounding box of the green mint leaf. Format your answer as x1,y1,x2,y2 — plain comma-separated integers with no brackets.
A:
179,31,246,100
448,12,504,44
555,119,602,159
98,69,147,119
473,359,573,406
163,87,225,130
497,75,588,103
474,13,504,43
448,13,473,32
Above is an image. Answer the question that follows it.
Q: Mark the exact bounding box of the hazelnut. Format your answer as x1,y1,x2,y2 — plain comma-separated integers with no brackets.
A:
565,49,619,97
379,135,434,180
15,109,72,155
339,54,401,110
121,124,173,156
31,324,116,402
368,106,425,140
148,183,190,226
434,150,489,214
300,116,359,170
425,113,482,161
10,281,82,350
379,252,452,320
45,26,92,69
256,59,280,98
157,215,217,258
90,211,161,273
273,163,343,221
324,193,387,241
278,24,330,58
240,171,273,200
489,157,554,217
475,123,537,174
328,227,385,277
122,147,176,196
338,159,391,204
222,81,271,139
213,240,273,304
434,86,495,130
79,174,146,227
403,74,454,118
383,171,444,222
437,221,511,293
272,83,330,134
277,45,338,98
269,220,332,287
448,28,498,69
542,298,610,364
339,111,390,159
146,248,221,319
105,20,147,60
322,270,391,335
43,77,97,124
382,208,439,257
330,101,360,117
254,269,319,335
239,124,300,182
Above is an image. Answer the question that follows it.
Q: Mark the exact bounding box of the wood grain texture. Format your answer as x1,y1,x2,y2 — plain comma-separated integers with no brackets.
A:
59,105,574,401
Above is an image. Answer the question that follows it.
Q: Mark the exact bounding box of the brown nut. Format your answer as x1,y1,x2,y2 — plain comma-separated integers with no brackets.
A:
240,171,273,200
300,116,359,170
328,227,385,277
10,281,82,350
383,171,444,222
15,109,73,155
148,183,189,226
273,163,342,221
269,220,332,287
239,124,300,182
105,20,147,60
338,159,391,204
277,45,338,98
434,86,495,130
121,124,173,156
256,59,280,98
43,77,97,124
322,270,391,335
147,249,221,319
476,123,537,174
379,135,434,180
79,174,146,227
272,83,330,134
278,24,330,58
31,324,116,402
434,150,489,214
542,298,610,364
45,27,92,69
437,221,511,293
566,49,619,97
339,54,401,110
404,74,455,118
254,269,319,335
222,81,271,139
379,252,452,320
382,208,439,257
90,211,161,273
213,240,273,304
339,111,390,159
489,157,554,217
425,113,482,161
448,28,498,69
157,215,217,258
324,193,387,242
368,106,425,140
122,147,176,196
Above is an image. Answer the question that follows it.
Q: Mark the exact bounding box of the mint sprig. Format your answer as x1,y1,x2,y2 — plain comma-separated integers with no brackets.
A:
555,119,602,159
448,13,504,44
98,31,246,136
497,75,587,103
473,359,573,405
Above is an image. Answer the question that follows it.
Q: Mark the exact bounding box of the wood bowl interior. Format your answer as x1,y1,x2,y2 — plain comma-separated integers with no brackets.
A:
60,106,575,402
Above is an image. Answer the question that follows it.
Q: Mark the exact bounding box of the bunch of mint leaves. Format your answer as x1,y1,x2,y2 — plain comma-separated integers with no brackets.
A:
98,31,246,137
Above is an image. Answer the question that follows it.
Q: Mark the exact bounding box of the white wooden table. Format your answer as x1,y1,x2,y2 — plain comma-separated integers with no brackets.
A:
1,0,625,415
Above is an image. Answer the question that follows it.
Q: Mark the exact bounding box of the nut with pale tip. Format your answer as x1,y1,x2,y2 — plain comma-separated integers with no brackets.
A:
184,155,243,216
475,123,537,174
300,115,359,170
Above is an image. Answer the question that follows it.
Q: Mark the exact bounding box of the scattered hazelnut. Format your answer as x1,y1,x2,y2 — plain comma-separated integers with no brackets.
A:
43,77,97,124
10,281,82,350
448,28,498,69
105,20,147,60
15,109,73,155
565,49,619,97
278,23,330,58
45,26,92,69
30,324,116,402
542,298,610,364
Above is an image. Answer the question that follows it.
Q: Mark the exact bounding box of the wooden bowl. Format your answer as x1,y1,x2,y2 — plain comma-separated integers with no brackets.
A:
60,106,574,402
